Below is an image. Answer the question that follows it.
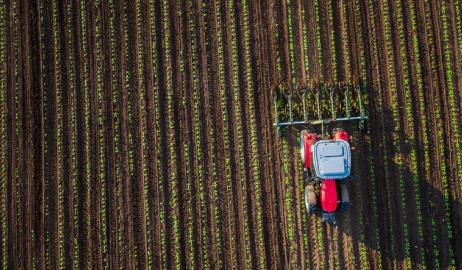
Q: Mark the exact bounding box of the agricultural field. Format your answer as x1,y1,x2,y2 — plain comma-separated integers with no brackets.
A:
0,0,462,269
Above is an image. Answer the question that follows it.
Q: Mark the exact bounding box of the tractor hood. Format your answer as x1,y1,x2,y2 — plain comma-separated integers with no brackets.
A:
311,140,351,179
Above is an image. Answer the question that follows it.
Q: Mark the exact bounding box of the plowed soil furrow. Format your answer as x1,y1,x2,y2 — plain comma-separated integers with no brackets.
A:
0,1,6,266
358,1,393,268
439,2,462,266
5,1,17,269
113,1,135,268
304,0,320,86
248,0,281,268
71,0,92,267
84,1,103,268
259,0,292,267
290,138,305,270
139,0,162,268
319,0,333,85
167,0,190,267
261,0,278,88
387,0,425,267
30,1,46,268
0,0,5,264
401,0,435,267
41,1,60,268
57,0,75,268
126,2,149,267
233,0,261,268
153,0,180,268
261,1,291,266
413,0,448,267
206,1,234,268
290,0,306,86
428,1,455,266
16,3,25,268
444,1,462,266
373,1,408,268
99,1,119,268
275,0,291,85
219,1,247,268
181,0,203,268
192,0,219,267
333,0,347,82
18,1,33,268
446,0,462,132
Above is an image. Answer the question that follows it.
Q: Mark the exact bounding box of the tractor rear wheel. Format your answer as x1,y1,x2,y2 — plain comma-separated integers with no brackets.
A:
304,184,317,214
339,182,350,211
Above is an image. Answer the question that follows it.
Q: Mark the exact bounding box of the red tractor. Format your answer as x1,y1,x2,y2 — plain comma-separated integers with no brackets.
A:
273,83,367,224
300,129,353,224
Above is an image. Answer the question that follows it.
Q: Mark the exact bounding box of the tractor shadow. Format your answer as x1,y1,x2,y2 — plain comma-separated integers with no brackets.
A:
283,109,462,269
332,107,462,269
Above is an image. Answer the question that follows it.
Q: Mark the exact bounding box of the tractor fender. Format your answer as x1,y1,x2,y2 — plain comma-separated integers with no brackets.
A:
320,179,338,213
303,132,317,169
333,130,349,141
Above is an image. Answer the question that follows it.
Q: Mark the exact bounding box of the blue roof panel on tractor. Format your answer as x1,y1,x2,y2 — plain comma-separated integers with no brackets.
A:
312,140,351,179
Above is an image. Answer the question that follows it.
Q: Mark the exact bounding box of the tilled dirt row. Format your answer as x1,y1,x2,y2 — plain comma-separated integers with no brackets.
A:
1,0,462,269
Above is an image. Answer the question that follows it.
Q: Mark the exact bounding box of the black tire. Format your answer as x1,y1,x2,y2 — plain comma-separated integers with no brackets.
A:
339,182,350,211
304,184,317,214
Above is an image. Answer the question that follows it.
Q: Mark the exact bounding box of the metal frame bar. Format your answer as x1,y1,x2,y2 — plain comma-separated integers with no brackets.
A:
273,116,368,127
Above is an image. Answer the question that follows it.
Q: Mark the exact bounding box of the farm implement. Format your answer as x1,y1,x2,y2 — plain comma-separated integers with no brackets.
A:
274,83,368,224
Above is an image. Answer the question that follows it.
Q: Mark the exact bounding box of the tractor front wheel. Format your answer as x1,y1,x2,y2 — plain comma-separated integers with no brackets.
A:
304,184,317,214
